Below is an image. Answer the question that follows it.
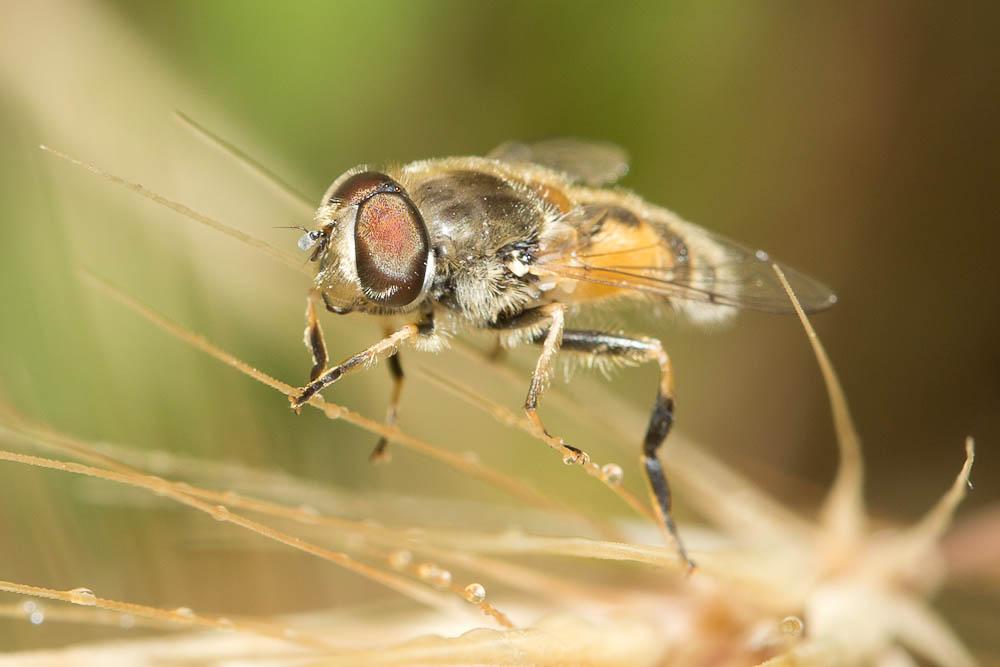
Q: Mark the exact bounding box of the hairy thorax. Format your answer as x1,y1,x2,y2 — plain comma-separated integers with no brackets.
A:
397,159,556,325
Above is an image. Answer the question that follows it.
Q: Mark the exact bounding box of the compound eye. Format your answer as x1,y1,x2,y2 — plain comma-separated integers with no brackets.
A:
354,192,429,307
330,171,400,205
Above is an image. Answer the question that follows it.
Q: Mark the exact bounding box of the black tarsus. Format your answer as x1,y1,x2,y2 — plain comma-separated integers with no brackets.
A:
537,328,694,571
370,352,404,462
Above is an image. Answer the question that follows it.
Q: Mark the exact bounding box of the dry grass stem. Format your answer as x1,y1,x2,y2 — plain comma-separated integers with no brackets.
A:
173,110,315,212
0,406,606,610
416,364,656,523
78,269,587,526
0,579,333,651
39,145,307,274
772,265,865,556
0,118,981,666
0,449,483,623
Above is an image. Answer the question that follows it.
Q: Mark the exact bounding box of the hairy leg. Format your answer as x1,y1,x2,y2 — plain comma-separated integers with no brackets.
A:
555,329,692,570
303,292,328,382
290,324,421,409
369,350,404,463
489,304,585,461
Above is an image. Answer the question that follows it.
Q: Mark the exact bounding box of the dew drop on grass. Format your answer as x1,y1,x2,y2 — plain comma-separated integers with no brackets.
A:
210,505,230,521
173,607,195,619
296,504,321,523
463,583,486,604
562,448,591,465
67,587,97,606
388,550,413,571
29,610,44,625
417,562,452,589
779,616,804,636
601,463,624,485
430,569,452,589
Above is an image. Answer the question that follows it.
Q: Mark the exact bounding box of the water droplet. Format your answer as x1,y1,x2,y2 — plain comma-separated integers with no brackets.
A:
755,249,770,261
173,607,195,619
29,610,44,625
417,562,452,589
601,463,624,485
210,505,230,521
119,614,135,629
388,550,412,571
296,504,321,523
68,587,97,606
779,616,804,636
585,461,600,474
430,569,452,589
21,600,37,614
463,583,486,604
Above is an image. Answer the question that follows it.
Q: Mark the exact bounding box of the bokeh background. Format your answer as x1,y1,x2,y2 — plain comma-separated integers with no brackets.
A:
1,0,997,657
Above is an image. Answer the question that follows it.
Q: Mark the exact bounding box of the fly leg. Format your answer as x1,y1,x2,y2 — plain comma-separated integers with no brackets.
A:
290,323,422,410
489,304,585,463
556,330,693,570
522,304,576,454
303,291,328,382
369,348,404,464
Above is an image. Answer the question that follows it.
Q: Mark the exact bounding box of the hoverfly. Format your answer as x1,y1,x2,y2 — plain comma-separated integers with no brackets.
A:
291,139,836,566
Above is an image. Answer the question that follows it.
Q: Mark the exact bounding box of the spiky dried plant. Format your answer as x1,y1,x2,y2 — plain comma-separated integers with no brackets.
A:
0,5,993,661
0,142,983,665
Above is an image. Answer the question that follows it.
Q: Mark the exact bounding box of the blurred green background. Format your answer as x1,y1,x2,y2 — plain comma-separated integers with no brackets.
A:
1,0,997,655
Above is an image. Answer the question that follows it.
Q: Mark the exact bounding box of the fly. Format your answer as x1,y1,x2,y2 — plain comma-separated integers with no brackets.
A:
289,138,837,569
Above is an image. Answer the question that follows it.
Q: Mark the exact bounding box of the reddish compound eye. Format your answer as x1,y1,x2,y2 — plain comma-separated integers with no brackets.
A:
354,192,429,307
330,171,400,205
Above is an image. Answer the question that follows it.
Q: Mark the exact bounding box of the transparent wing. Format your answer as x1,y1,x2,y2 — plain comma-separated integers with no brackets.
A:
488,138,629,186
539,223,838,314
